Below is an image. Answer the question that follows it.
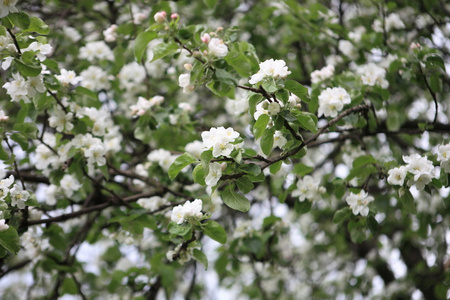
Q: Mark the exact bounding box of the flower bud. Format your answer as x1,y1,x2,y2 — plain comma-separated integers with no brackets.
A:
183,63,192,71
171,13,179,20
154,11,166,23
201,33,211,44
192,51,201,57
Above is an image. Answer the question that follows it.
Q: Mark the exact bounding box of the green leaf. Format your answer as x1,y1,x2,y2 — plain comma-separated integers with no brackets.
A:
293,163,313,176
33,93,53,111
203,220,227,244
192,164,206,185
151,42,179,62
204,0,218,8
426,54,445,71
15,59,42,77
193,249,209,270
239,163,261,176
13,122,38,139
222,184,251,212
25,194,39,207
352,155,377,168
24,16,49,34
399,187,417,214
294,200,312,214
333,207,351,224
260,128,275,156
269,161,282,174
296,112,317,133
0,226,21,255
248,94,263,117
236,176,254,194
61,277,78,295
0,145,9,160
225,51,251,77
134,31,158,62
168,222,192,236
168,152,198,180
10,132,29,150
8,12,30,30
284,80,309,103
253,114,270,139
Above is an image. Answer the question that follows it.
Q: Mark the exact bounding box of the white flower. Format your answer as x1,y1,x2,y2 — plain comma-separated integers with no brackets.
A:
0,175,14,200
60,174,82,198
185,141,206,159
10,184,30,209
133,12,147,24
84,144,107,166
118,62,146,91
79,41,114,61
403,153,436,190
202,127,240,158
292,175,326,202
154,11,166,23
170,199,203,224
346,191,374,217
318,87,351,117
436,144,450,173
208,38,228,57
63,27,81,42
23,42,52,61
3,73,31,103
205,162,222,187
338,40,357,60
55,69,82,86
356,63,389,89
0,219,9,231
147,149,175,172
103,24,118,42
80,66,111,91
387,166,407,186
310,65,335,84
48,108,74,132
249,59,291,85
254,100,282,120
273,131,287,149
0,0,18,18
137,196,166,211
179,73,194,93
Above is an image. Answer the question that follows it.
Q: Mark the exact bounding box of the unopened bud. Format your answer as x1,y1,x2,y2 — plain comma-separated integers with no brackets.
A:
154,11,166,23
192,51,201,57
184,63,192,71
203,50,208,56
201,33,211,44
216,27,224,32
220,162,227,171
171,13,179,20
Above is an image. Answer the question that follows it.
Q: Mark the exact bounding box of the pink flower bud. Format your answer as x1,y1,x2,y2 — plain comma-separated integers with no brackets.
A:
171,13,179,20
154,11,166,23
201,33,211,44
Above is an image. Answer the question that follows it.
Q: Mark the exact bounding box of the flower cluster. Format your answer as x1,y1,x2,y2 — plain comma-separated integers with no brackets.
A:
291,175,326,202
171,199,204,225
79,41,114,61
254,100,282,121
310,65,335,84
130,95,164,116
346,190,374,217
201,126,240,158
3,73,45,103
317,87,351,117
249,59,291,85
387,153,437,190
355,63,389,89
208,38,229,57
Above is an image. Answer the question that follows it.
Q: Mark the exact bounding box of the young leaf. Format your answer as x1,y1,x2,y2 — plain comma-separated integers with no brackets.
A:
8,12,30,30
203,220,227,244
285,80,309,102
222,185,251,212
193,249,209,270
168,223,192,236
260,128,275,156
333,207,351,224
134,31,158,62
253,114,270,140
151,42,179,62
168,152,198,180
296,112,317,133
0,227,20,255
